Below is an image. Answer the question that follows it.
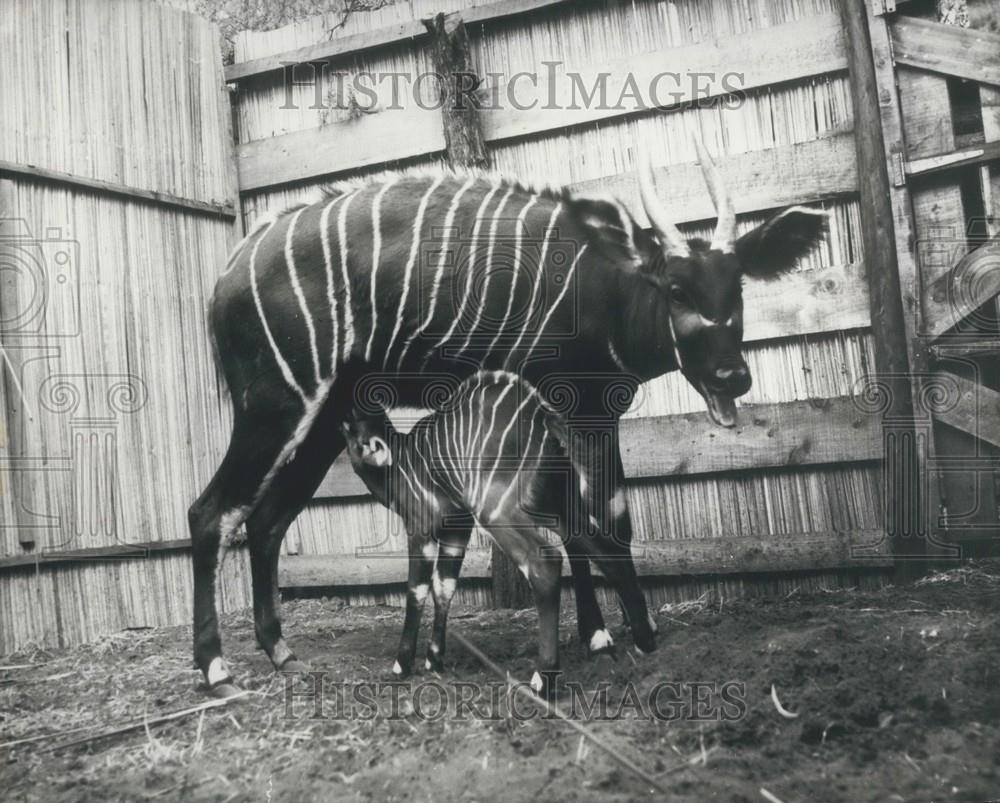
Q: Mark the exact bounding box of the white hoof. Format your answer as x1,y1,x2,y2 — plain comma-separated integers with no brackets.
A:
589,628,614,652
530,671,544,693
392,660,403,676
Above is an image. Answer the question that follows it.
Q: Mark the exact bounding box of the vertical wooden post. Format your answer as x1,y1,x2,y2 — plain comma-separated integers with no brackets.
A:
424,12,529,608
424,12,490,170
839,0,958,575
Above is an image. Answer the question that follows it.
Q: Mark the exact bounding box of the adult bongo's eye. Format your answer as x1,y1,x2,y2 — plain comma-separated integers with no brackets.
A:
669,285,689,306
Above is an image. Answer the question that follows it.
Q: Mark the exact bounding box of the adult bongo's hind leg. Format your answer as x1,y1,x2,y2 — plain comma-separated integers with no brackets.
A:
425,517,472,672
188,404,306,695
545,473,610,655
244,402,345,673
394,534,435,678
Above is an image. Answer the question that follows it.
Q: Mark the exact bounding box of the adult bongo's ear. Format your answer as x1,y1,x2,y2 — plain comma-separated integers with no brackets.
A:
735,206,829,280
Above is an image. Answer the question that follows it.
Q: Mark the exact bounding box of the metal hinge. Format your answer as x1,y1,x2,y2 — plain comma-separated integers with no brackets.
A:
890,152,906,187
871,0,897,15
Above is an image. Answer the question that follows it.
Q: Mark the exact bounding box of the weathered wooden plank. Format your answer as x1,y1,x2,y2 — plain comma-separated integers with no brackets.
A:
225,0,575,83
618,397,880,479
479,13,846,142
574,133,858,230
0,159,237,219
742,261,870,342
314,396,881,499
906,140,1000,179
890,15,1000,86
0,539,192,571
923,242,1000,339
234,106,447,193
846,0,944,565
277,529,892,587
279,549,492,587
235,15,848,191
933,371,1000,450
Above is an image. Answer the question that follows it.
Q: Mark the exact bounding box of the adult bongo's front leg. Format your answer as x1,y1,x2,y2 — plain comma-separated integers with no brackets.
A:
245,412,343,674
188,409,306,697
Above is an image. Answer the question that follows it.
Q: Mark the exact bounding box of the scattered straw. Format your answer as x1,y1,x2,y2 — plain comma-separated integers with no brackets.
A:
450,628,683,795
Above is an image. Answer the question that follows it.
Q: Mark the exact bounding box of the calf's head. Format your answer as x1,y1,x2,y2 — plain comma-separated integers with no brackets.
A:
636,139,829,426
341,408,397,507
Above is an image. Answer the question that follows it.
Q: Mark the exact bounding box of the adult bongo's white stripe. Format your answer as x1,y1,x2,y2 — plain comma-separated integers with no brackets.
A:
484,194,538,363
284,207,322,388
396,175,477,370
384,175,444,369
337,191,358,360
321,193,353,377
366,177,400,362
522,244,587,364
505,202,561,370
456,187,515,359
426,181,502,367
249,220,307,402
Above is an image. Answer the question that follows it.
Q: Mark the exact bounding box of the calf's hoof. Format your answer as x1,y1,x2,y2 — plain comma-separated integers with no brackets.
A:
424,651,445,674
529,669,560,701
276,656,311,675
390,659,413,679
587,628,617,659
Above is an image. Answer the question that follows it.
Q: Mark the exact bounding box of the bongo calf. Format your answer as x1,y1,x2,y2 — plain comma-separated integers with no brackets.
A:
342,370,637,697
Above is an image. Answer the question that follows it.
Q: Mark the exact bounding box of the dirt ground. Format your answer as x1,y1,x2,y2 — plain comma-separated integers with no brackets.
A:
3,565,1000,803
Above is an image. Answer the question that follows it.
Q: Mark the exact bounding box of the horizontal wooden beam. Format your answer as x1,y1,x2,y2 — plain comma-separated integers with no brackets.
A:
315,395,881,499
277,529,891,587
574,133,858,230
0,538,192,572
478,13,846,143
890,15,1000,86
932,371,1000,449
235,14,847,191
225,0,574,83
0,160,237,220
906,140,1000,180
741,260,869,342
923,242,1000,339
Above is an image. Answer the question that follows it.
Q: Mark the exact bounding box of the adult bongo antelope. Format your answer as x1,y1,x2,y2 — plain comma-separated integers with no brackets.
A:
191,138,828,696
342,370,580,699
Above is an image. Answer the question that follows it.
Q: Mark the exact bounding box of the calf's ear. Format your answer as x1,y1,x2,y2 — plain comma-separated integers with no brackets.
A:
361,435,393,467
735,206,828,280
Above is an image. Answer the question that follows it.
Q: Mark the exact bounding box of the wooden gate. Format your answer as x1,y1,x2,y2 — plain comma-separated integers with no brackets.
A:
845,0,1000,561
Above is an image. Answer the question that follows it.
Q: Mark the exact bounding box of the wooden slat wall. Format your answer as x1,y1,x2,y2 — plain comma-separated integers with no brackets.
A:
227,0,889,607
0,0,244,654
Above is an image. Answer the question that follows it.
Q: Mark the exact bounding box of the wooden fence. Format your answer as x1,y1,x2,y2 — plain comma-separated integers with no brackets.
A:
0,0,247,653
